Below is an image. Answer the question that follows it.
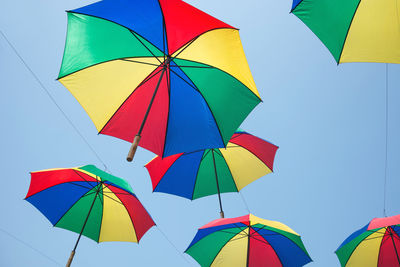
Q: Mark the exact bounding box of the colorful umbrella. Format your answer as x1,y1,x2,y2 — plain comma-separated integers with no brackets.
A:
145,130,278,217
186,214,312,267
335,214,400,266
58,0,261,161
25,165,155,267
291,0,400,64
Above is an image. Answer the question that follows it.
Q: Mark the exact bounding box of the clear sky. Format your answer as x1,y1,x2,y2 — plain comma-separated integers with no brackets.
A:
1,0,400,266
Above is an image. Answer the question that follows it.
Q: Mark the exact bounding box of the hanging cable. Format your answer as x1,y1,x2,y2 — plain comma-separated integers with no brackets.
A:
0,227,63,266
0,30,109,172
383,63,389,217
239,191,251,214
156,226,196,266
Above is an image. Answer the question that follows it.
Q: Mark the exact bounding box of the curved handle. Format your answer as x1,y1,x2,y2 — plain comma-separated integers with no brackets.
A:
126,135,141,162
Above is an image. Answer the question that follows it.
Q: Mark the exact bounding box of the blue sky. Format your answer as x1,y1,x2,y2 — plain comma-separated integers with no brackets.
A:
1,0,400,266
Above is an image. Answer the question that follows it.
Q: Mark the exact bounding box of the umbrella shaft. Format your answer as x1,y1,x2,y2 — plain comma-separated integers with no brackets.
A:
137,66,166,136
72,189,100,252
212,150,224,218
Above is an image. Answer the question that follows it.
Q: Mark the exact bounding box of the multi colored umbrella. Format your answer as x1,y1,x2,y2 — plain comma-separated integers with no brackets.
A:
186,214,312,267
25,165,155,267
335,214,400,266
291,0,400,64
145,130,278,217
58,0,261,161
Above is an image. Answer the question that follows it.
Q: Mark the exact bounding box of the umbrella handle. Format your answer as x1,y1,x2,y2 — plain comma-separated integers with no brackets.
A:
66,250,75,267
220,211,224,218
127,135,141,162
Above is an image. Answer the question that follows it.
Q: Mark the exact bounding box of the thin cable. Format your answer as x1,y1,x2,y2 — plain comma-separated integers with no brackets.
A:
0,227,63,266
156,226,195,266
383,63,389,217
0,30,108,171
239,191,251,214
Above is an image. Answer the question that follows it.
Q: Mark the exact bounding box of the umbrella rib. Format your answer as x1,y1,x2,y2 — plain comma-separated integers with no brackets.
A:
130,30,163,64
175,58,262,102
168,67,200,92
201,150,211,160
108,187,140,243
72,170,98,188
68,182,94,190
102,193,124,206
169,65,213,69
190,150,206,200
119,58,161,67
171,36,199,60
218,229,248,236
207,229,245,267
52,184,101,227
336,0,362,64
229,132,245,141
168,62,226,148
213,149,224,157
101,183,127,204
160,61,171,158
98,67,163,135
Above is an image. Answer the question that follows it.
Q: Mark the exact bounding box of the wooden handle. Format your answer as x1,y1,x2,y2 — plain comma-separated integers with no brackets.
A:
66,250,75,267
126,135,141,162
220,211,225,218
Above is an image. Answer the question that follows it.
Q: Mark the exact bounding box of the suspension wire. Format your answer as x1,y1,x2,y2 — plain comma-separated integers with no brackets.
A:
0,227,63,266
156,226,196,266
0,30,109,172
2,30,194,266
383,63,389,217
239,191,251,214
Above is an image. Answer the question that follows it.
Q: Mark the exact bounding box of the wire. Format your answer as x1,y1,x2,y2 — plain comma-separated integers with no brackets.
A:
156,226,196,266
383,63,389,217
0,30,109,172
239,191,251,214
0,227,63,266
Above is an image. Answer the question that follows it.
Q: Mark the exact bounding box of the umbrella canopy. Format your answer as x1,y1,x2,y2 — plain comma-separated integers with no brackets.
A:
145,130,278,217
25,165,155,266
291,0,400,64
58,0,261,160
185,214,312,267
335,214,400,266
25,165,154,243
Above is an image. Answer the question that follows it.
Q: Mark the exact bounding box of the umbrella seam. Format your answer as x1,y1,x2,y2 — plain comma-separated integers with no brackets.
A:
52,185,100,227
336,0,362,64
171,62,226,147
57,57,159,80
175,58,262,102
109,186,140,243
228,139,276,172
339,228,382,266
98,67,163,135
167,64,225,147
65,10,164,57
209,227,248,266
191,150,206,200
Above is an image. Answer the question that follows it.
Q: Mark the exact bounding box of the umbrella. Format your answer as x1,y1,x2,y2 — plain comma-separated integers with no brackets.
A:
145,130,278,218
58,0,261,161
25,165,155,267
335,214,400,266
291,0,400,64
185,214,312,267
